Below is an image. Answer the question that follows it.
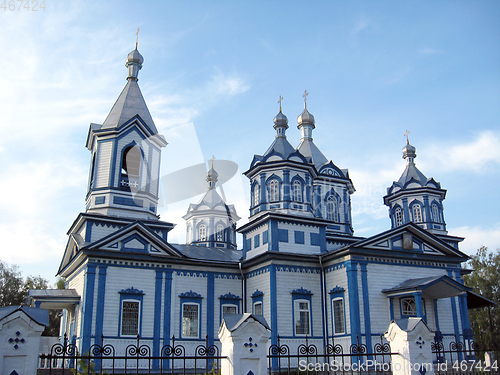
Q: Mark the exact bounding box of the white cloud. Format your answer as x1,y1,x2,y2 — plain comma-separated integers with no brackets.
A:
422,131,500,174
449,224,500,256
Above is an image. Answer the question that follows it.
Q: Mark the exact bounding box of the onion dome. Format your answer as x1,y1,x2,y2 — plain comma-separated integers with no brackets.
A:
402,141,417,164
273,110,289,128
297,107,315,127
126,48,144,80
207,166,218,190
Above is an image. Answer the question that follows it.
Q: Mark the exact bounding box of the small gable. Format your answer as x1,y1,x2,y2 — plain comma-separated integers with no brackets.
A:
122,235,148,253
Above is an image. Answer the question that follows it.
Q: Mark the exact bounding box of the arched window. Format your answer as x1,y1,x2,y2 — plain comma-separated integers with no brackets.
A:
395,207,403,226
432,203,440,223
199,224,207,241
292,180,302,202
121,146,141,188
412,204,422,223
253,183,260,207
401,298,417,316
268,180,279,202
326,195,338,221
216,224,224,242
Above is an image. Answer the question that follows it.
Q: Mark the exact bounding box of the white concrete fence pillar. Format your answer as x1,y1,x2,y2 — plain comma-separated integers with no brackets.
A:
218,313,271,375
385,317,436,375
0,306,49,375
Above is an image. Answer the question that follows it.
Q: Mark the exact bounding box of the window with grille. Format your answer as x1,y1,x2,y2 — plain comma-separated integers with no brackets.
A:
294,300,310,335
395,207,403,226
199,224,207,241
268,180,279,202
182,303,199,338
401,298,417,316
326,195,337,221
412,204,422,222
216,224,224,241
121,301,139,336
292,180,302,202
432,204,440,223
332,298,345,334
222,304,237,317
253,301,263,316
253,184,260,206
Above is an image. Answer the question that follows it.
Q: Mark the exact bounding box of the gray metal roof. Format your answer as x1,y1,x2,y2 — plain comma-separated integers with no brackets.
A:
382,275,470,299
296,138,328,167
101,78,158,134
221,313,271,332
172,244,242,262
0,306,49,326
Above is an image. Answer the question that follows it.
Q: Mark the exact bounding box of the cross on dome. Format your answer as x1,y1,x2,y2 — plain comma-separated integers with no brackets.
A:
303,90,309,109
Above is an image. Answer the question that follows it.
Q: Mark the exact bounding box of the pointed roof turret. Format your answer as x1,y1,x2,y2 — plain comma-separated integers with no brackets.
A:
262,97,295,159
101,47,158,134
296,90,328,167
396,141,428,186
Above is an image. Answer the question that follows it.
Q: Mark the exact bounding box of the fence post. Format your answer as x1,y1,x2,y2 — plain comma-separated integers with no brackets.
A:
218,313,271,375
0,306,48,375
385,318,435,375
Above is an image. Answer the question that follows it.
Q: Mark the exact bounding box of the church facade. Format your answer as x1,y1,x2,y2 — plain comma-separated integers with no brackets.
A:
32,47,474,362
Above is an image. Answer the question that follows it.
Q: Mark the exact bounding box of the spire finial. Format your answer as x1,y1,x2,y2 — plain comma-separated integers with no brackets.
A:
278,95,283,112
303,90,309,109
404,129,410,144
135,27,140,49
211,155,215,169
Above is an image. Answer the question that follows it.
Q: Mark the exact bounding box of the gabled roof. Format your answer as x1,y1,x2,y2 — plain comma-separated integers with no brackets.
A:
382,275,470,299
0,306,49,327
171,244,242,262
220,313,271,332
101,79,158,134
347,222,468,259
296,138,328,167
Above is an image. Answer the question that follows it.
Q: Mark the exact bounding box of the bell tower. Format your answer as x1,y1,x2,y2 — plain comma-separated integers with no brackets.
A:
85,47,167,221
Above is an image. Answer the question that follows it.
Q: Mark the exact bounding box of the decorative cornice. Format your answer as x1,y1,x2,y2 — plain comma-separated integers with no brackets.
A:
251,289,264,298
291,287,313,295
219,292,241,300
329,286,345,294
119,287,144,295
179,290,203,299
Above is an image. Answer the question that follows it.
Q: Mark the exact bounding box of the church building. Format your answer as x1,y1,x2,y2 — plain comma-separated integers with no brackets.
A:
29,47,475,365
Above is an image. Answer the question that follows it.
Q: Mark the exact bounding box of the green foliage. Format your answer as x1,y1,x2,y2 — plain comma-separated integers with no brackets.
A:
71,353,99,375
0,259,63,336
463,246,500,349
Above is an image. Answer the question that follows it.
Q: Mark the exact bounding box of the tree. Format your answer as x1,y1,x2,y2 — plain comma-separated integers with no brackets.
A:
463,246,500,349
0,260,25,306
0,260,62,336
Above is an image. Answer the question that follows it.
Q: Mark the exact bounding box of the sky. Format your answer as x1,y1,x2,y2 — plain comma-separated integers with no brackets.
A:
0,0,499,285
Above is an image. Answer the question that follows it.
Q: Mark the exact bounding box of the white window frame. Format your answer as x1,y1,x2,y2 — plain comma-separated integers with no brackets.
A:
326,195,337,221
401,297,417,316
181,302,200,338
253,184,260,206
216,224,224,242
292,180,302,202
199,224,207,241
395,207,403,226
432,203,440,223
294,299,311,336
120,299,140,337
222,304,237,317
332,298,345,335
253,301,263,316
268,180,279,202
412,204,422,223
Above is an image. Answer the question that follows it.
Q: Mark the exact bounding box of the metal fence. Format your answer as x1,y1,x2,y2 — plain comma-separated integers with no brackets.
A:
432,338,499,375
268,335,396,375
38,333,225,374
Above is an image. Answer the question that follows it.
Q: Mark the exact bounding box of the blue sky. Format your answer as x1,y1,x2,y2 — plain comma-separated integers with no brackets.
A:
0,0,499,284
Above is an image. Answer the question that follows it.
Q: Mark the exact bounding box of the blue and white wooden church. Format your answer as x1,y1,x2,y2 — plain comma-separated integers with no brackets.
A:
30,48,476,364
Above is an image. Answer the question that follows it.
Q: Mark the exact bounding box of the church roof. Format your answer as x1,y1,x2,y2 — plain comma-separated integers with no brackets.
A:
172,244,242,262
101,78,158,134
262,136,296,160
101,47,158,134
296,138,328,167
0,306,49,326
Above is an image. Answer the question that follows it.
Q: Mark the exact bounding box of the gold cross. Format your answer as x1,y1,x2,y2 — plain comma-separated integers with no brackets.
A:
404,129,410,144
303,90,309,108
211,155,215,168
278,95,283,111
136,27,140,49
